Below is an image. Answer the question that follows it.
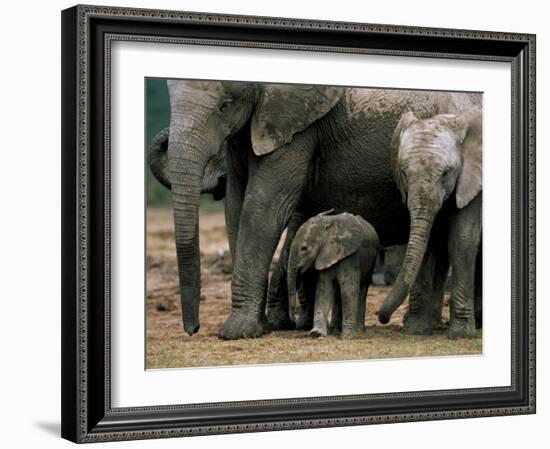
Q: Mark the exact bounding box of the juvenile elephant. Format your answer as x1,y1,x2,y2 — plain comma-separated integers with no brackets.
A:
163,79,480,339
287,213,379,339
378,109,482,339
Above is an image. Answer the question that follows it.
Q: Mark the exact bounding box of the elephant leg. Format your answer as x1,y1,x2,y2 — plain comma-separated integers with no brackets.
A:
266,211,306,330
448,194,482,339
310,274,334,338
427,254,449,332
403,247,438,335
296,270,316,330
328,288,342,335
339,261,361,339
219,135,316,340
403,228,449,335
224,151,246,261
474,244,483,329
357,275,370,331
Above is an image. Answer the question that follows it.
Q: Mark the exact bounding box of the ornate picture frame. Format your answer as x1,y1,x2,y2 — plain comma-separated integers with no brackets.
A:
61,4,536,443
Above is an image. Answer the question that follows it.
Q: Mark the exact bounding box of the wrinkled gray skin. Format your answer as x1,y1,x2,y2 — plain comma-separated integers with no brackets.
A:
147,126,227,335
164,79,480,339
377,110,482,339
149,125,298,331
287,213,378,338
148,127,227,201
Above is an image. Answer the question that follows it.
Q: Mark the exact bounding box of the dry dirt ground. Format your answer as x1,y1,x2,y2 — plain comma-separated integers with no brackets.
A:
146,208,481,369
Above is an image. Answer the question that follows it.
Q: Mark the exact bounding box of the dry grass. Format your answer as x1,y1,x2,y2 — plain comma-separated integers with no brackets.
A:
146,208,481,369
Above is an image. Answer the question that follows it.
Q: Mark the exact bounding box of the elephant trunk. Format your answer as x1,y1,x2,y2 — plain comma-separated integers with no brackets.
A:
147,127,171,189
379,188,439,324
168,127,209,336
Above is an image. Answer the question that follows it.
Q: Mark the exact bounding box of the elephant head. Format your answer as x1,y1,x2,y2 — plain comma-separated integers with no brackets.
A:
378,109,482,324
147,126,227,200
287,213,364,320
165,79,343,335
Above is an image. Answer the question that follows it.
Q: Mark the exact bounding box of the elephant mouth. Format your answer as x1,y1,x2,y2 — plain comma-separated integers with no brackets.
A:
212,175,227,201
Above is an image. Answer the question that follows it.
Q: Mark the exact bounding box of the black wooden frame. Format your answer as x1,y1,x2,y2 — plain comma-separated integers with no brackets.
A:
61,4,536,443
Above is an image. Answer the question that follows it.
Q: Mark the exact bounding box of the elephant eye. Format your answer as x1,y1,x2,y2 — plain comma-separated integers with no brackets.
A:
301,245,308,251
219,100,233,113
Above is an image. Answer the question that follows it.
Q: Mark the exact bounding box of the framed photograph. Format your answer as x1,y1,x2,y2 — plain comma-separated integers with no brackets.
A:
61,4,536,443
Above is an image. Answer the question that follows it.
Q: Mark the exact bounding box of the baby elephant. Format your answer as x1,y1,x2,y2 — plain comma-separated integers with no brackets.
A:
287,212,379,338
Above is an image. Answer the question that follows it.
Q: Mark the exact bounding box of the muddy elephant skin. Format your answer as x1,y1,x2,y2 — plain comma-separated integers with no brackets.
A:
378,110,483,339
161,79,480,339
287,213,379,339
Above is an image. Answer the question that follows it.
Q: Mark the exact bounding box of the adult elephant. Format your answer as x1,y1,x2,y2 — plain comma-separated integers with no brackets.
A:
377,110,482,338
164,79,480,339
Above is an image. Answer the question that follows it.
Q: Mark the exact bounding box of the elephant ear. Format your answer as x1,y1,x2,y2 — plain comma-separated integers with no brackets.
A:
251,84,343,156
391,111,417,201
315,214,362,271
455,109,482,209
391,111,417,152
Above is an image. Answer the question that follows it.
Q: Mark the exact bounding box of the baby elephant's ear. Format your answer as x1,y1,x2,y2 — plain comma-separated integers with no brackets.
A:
315,215,362,271
391,111,417,150
455,109,482,209
391,111,417,200
251,84,343,156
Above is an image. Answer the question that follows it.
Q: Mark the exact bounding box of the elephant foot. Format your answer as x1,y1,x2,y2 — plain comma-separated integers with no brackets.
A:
309,327,327,338
341,326,367,339
266,308,295,331
448,320,477,339
328,323,342,336
403,314,436,336
219,312,266,340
